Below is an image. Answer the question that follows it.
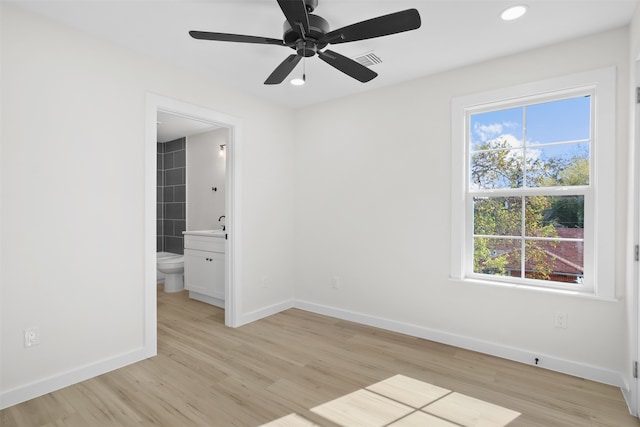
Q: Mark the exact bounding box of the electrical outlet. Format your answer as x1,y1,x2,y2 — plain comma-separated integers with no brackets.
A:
331,276,340,290
24,327,40,347
554,312,568,329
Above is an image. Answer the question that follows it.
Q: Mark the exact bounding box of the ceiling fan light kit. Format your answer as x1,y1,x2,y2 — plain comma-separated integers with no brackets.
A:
189,0,421,85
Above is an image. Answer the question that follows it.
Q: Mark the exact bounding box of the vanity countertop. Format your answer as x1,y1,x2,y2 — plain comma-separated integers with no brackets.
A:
183,229,225,238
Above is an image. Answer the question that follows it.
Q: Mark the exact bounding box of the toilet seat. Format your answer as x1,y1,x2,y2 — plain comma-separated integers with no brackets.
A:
158,256,183,270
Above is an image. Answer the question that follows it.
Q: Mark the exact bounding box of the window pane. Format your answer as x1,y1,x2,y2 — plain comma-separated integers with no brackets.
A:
525,240,584,284
525,196,584,236
474,238,521,277
525,143,590,187
471,148,524,189
473,197,522,236
524,196,558,238
543,195,585,231
470,107,523,150
526,96,591,144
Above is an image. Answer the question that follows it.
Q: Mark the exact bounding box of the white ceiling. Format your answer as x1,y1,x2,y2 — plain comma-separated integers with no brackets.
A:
156,111,222,143
10,0,639,110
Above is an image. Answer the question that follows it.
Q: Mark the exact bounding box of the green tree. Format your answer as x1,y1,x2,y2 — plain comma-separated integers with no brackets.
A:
542,157,588,228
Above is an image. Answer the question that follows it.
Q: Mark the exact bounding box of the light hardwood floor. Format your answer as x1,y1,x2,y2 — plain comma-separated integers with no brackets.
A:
2,290,639,426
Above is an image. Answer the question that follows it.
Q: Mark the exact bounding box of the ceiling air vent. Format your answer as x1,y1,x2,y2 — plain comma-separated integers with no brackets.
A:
353,52,382,68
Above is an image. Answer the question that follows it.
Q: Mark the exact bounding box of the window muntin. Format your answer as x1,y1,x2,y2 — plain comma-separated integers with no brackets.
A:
468,93,591,288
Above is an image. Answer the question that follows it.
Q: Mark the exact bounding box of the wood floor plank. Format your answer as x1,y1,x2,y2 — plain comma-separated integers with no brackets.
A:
1,290,638,426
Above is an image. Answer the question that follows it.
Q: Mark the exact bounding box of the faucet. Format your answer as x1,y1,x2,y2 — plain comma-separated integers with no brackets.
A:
218,215,226,231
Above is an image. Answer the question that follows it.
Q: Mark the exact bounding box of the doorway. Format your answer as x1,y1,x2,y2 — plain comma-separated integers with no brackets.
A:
143,94,243,358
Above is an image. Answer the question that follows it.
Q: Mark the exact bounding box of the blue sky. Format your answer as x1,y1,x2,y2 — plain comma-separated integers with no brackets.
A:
470,95,591,150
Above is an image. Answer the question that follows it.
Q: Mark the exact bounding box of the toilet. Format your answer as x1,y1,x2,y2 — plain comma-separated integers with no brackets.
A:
157,252,184,293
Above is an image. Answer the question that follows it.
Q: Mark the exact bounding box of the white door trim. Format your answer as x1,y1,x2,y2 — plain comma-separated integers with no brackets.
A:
626,58,640,417
633,60,640,417
145,94,243,345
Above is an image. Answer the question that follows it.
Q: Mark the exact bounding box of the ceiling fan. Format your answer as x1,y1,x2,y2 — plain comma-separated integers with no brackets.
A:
189,0,421,85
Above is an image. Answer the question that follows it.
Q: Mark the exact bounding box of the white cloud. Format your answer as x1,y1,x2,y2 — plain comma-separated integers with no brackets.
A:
492,133,522,149
473,121,521,142
473,123,503,142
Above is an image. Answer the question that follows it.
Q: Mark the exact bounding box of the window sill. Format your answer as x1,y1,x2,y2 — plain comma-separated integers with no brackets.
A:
448,276,619,303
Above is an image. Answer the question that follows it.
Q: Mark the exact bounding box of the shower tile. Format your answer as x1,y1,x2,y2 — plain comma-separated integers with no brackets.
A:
174,150,186,167
164,152,174,169
156,171,164,186
157,187,163,203
156,203,163,220
156,153,163,169
163,186,174,203
174,185,186,202
166,137,184,153
157,220,164,236
174,220,186,236
157,142,165,154
165,169,184,186
165,203,184,220
163,220,174,236
165,236,184,254
156,237,163,252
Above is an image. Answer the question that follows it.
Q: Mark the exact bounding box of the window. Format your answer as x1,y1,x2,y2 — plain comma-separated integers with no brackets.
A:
451,68,615,298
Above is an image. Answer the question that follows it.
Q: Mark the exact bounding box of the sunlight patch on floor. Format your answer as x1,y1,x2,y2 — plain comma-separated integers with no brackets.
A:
260,374,521,426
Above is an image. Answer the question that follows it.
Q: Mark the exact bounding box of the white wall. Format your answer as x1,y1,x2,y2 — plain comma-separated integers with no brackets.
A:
293,27,630,384
0,3,295,406
187,128,227,231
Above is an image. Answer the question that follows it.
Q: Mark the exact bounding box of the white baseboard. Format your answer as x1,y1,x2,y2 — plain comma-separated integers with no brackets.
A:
239,299,294,326
0,347,150,410
622,378,637,417
188,291,224,308
293,299,626,389
2,298,630,413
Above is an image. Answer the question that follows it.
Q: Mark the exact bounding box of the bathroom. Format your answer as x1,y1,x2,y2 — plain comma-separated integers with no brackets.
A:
156,111,228,306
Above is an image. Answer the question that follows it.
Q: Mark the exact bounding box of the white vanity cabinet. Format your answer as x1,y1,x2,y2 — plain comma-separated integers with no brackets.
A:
183,231,225,308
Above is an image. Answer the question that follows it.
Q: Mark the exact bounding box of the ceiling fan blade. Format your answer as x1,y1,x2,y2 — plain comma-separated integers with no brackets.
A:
189,31,285,46
264,54,302,85
277,0,310,37
318,50,377,83
319,9,421,45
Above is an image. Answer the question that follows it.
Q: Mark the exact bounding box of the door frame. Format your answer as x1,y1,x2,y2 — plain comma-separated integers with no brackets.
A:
634,58,640,416
144,94,243,357
629,58,640,417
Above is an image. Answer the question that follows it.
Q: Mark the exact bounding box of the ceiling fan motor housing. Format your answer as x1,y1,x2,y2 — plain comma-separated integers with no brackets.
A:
283,14,329,56
304,0,318,13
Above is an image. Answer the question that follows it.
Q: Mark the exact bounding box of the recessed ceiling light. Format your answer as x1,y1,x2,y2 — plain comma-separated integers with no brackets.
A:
500,5,527,21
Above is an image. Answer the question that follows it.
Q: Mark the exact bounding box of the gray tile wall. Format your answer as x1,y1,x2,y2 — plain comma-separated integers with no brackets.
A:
157,137,186,254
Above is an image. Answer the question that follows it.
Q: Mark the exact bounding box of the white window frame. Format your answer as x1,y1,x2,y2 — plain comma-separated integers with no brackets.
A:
450,67,616,299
